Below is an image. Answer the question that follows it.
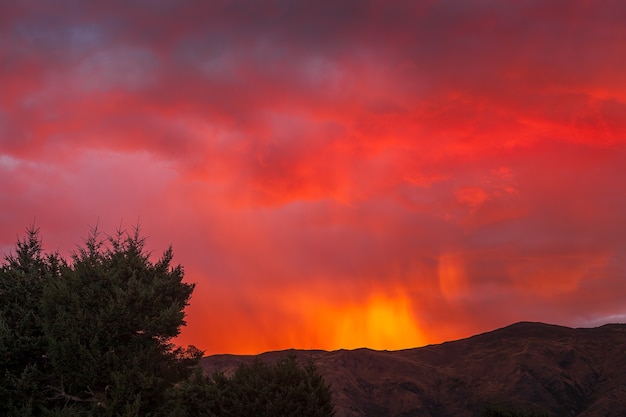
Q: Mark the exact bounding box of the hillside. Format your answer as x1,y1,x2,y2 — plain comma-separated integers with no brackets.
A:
201,322,626,416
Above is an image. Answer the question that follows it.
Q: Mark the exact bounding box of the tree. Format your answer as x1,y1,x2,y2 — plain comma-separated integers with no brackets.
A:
168,354,336,417
1,225,337,416
0,225,201,416
0,226,64,416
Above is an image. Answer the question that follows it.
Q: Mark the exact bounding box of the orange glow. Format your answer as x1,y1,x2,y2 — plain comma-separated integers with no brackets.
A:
3,1,626,355
177,280,428,354
319,292,425,351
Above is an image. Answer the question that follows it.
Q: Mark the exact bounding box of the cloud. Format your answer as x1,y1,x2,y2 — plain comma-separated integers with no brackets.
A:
2,0,626,353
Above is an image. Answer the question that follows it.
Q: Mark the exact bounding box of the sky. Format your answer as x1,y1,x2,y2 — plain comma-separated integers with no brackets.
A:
1,0,626,354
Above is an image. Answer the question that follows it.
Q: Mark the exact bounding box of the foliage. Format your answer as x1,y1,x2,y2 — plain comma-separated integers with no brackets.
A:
0,225,200,416
0,226,63,416
168,354,336,417
1,225,336,416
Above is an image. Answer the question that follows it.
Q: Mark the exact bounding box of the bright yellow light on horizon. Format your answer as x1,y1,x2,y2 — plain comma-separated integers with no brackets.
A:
331,293,425,350
274,288,426,352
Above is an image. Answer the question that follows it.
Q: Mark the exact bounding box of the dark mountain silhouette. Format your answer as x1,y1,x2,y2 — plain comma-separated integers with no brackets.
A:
201,322,626,416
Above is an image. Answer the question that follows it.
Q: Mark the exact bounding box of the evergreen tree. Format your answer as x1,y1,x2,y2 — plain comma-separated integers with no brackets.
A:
2,225,336,416
0,226,63,416
0,225,201,416
169,354,335,417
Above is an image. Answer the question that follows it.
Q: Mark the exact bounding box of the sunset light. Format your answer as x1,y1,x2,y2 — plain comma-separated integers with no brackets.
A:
2,0,626,355
331,293,426,351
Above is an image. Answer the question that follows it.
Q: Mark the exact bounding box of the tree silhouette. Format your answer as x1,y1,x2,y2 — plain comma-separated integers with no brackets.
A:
1,226,336,416
0,225,200,416
168,354,335,417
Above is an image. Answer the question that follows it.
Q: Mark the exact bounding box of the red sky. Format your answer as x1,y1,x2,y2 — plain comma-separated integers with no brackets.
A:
2,0,626,354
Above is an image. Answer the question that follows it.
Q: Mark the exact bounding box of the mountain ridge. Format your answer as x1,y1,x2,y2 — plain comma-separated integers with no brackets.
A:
201,322,626,416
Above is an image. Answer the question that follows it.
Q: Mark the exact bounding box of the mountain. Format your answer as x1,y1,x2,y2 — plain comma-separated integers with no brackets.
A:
201,322,626,416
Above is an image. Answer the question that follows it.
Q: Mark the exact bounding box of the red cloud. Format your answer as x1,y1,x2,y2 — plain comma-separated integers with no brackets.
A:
2,0,626,353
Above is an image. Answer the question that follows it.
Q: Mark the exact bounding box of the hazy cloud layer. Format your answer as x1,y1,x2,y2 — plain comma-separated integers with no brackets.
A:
2,0,625,353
